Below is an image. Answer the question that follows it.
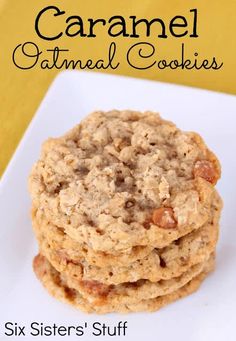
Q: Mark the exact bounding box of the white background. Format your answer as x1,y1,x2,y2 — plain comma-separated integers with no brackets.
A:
0,71,236,341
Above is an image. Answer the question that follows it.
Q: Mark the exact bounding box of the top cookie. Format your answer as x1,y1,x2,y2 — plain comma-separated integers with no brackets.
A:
29,110,221,252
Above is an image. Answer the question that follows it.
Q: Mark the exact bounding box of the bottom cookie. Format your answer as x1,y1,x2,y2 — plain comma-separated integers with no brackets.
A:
33,254,215,314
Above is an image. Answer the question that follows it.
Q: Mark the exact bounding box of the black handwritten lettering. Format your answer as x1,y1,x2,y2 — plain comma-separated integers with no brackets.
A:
34,7,198,40
12,42,120,71
12,42,42,69
126,43,223,71
35,6,65,40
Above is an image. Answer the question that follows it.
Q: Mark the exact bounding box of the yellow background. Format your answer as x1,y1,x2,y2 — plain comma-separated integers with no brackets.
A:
0,0,236,176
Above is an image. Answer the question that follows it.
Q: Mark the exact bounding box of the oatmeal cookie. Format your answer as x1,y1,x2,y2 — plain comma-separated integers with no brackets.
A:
29,111,221,252
32,208,153,268
33,253,215,313
59,257,210,306
33,188,221,284
38,221,218,285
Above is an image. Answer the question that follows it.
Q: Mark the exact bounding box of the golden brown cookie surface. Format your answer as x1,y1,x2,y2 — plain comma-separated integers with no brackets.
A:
33,253,215,314
29,110,221,252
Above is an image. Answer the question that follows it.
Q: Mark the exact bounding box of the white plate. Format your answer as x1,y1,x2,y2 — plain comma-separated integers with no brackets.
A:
0,71,236,341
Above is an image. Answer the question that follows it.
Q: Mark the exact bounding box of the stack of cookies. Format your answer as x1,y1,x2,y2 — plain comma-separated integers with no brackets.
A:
29,110,222,313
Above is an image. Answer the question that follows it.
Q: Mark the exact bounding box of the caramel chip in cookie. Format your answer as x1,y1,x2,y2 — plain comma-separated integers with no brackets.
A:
193,160,218,184
152,208,177,229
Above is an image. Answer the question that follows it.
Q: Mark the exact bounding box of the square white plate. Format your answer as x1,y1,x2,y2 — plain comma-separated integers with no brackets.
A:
0,71,236,341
